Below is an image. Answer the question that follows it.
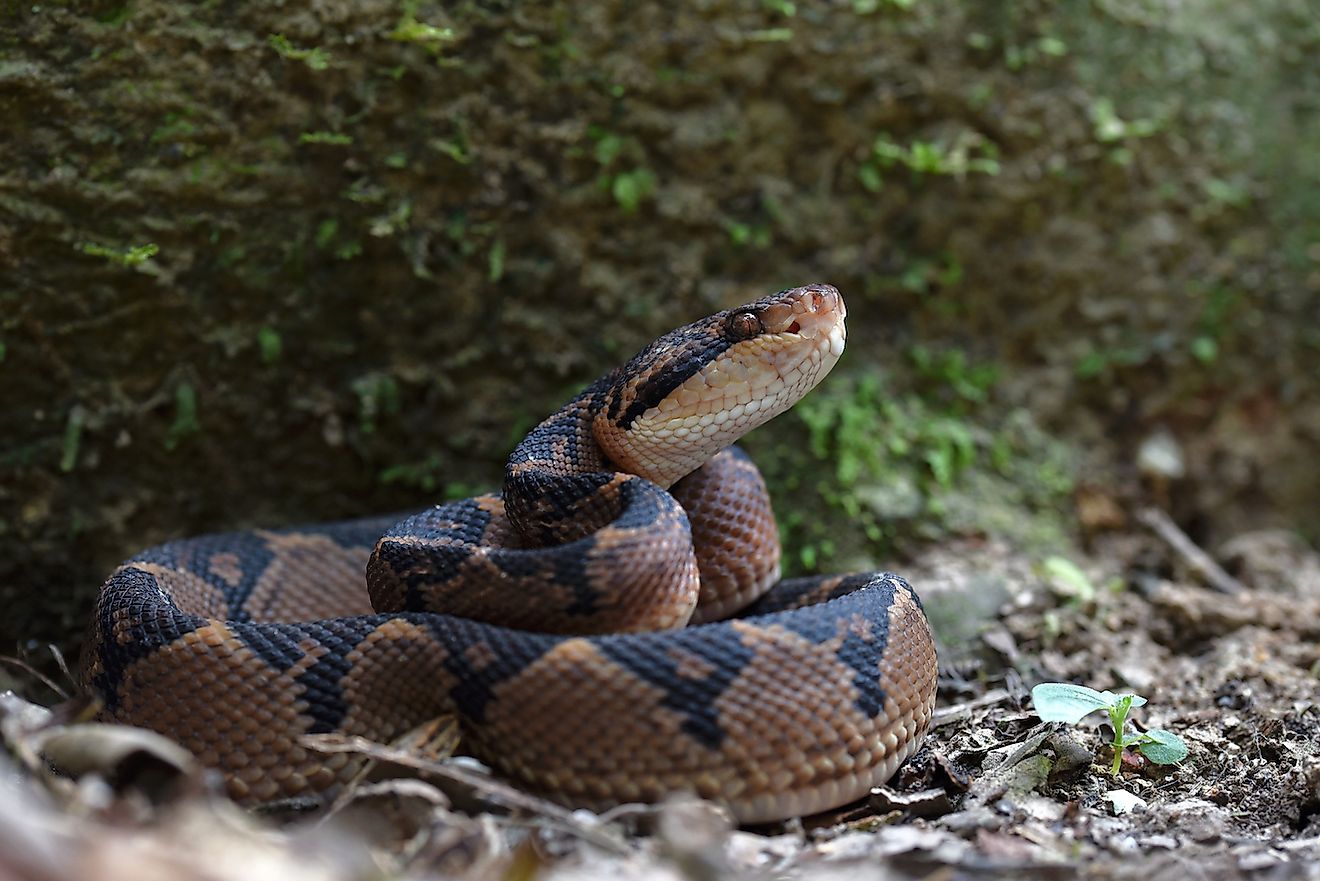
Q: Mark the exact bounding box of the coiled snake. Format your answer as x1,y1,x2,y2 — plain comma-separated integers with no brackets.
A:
83,284,937,823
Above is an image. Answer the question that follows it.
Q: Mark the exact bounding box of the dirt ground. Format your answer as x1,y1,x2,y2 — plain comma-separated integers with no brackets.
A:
2,516,1316,881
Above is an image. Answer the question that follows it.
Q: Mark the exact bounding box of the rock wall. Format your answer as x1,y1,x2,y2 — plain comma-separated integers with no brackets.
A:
1,0,1315,655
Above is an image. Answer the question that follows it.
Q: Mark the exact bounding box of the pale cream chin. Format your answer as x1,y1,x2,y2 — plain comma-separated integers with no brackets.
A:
619,321,846,487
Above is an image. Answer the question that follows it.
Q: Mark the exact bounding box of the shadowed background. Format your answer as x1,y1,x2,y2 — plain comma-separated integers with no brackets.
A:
1,0,1317,667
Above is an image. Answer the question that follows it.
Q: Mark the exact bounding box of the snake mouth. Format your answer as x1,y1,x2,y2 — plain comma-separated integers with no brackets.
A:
754,284,847,363
756,284,846,337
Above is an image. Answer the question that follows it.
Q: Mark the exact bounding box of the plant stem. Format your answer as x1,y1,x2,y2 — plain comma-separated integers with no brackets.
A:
1107,695,1133,777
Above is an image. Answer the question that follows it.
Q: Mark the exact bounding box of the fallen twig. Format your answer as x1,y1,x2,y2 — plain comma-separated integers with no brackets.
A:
932,688,1013,728
1137,507,1246,595
0,655,70,701
302,733,631,855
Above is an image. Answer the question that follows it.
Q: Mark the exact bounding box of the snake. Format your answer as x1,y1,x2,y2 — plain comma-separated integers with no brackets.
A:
82,284,938,824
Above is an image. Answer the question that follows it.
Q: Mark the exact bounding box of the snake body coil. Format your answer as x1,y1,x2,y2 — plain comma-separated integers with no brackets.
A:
83,284,937,823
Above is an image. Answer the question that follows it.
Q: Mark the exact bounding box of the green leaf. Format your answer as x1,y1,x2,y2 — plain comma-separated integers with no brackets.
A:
1037,37,1068,57
799,544,817,569
390,19,455,46
488,239,506,282
746,28,794,42
60,405,86,473
257,327,282,364
1191,335,1218,364
315,219,338,249
611,169,655,213
1202,178,1247,207
1137,729,1189,765
81,242,159,266
1042,556,1096,601
299,131,353,145
858,163,883,193
1031,683,1146,723
269,34,329,70
164,382,200,450
592,132,623,167
1032,683,1113,722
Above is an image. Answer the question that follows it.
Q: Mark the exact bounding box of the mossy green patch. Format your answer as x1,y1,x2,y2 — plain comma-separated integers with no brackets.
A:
79,242,158,267
268,34,328,71
752,356,1076,575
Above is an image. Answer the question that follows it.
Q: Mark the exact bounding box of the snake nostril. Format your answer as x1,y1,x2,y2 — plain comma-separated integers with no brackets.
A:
811,286,841,314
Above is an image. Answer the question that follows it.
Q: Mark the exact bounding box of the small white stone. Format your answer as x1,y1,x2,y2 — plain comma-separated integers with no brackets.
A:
1105,790,1147,815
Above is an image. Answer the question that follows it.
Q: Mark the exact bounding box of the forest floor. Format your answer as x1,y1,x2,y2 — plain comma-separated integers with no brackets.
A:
1,517,1318,881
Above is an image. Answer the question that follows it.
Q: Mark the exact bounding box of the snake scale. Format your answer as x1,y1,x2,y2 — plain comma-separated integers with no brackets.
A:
83,284,938,823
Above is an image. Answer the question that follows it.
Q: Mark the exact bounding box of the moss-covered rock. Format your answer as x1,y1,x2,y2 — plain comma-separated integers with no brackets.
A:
1,0,1315,661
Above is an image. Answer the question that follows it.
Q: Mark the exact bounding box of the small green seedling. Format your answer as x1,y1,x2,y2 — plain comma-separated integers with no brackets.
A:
1031,683,1189,776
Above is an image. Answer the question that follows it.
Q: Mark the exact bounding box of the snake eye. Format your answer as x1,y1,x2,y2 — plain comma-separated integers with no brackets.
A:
726,311,763,340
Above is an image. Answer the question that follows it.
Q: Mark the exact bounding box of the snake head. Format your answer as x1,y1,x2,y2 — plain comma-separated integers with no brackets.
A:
595,284,847,487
